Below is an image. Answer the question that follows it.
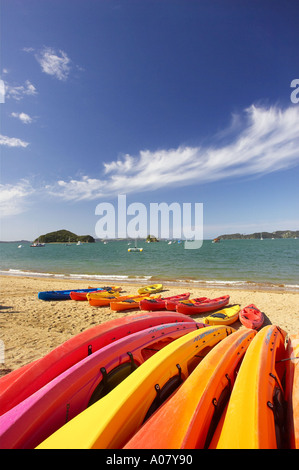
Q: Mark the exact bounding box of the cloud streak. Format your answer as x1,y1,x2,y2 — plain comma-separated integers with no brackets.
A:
11,112,33,124
35,47,71,81
51,104,299,201
4,80,37,101
0,180,35,216
0,134,29,148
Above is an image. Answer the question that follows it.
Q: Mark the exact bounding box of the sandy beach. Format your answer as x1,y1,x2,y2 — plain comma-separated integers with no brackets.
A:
1,274,298,377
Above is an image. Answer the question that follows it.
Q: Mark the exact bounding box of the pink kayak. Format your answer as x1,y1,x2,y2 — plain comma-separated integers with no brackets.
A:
0,311,196,416
0,321,202,449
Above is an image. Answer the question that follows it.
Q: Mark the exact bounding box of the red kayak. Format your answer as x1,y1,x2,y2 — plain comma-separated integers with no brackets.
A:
139,293,190,311
176,295,230,315
70,290,103,301
0,311,197,416
166,296,208,311
239,304,264,330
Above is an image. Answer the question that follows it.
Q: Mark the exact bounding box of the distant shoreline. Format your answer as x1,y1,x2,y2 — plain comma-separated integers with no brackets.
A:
1,233,299,243
217,230,299,240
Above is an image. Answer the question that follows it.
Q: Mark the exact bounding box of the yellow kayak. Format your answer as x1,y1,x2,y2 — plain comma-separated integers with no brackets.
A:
137,284,163,295
210,325,287,449
204,305,240,326
36,325,234,449
86,290,121,300
87,294,133,307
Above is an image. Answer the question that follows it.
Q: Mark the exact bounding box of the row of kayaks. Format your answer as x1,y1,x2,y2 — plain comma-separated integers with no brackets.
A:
88,291,264,329
37,283,163,301
0,311,298,449
38,283,265,328
37,286,122,301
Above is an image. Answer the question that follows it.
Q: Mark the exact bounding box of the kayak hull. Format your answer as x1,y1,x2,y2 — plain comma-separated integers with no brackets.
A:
211,325,287,449
38,288,103,301
37,325,234,449
239,304,264,330
125,328,256,449
139,293,190,311
0,311,196,416
176,296,230,315
285,333,299,449
138,284,163,295
204,305,240,326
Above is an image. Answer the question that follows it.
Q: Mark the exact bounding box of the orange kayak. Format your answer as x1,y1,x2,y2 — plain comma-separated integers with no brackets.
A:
110,295,159,311
124,328,256,449
87,293,131,307
210,325,287,449
285,333,299,449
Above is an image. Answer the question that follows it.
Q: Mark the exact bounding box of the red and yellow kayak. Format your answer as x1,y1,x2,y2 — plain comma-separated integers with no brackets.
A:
210,325,287,449
124,328,256,449
87,293,129,307
1,321,200,449
0,311,196,416
37,325,234,449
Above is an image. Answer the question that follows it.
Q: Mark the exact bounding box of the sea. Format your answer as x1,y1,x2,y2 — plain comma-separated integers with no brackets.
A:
0,238,298,292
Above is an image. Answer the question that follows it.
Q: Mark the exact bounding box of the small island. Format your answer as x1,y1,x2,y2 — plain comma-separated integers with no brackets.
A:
33,229,95,244
146,235,159,242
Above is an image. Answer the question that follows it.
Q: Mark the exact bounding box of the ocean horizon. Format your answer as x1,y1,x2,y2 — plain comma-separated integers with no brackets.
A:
0,238,298,293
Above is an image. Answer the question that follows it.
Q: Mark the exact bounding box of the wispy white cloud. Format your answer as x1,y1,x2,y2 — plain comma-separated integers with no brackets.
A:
0,134,29,148
53,176,107,200
35,47,71,81
5,80,37,101
0,180,35,216
10,112,33,124
50,104,299,201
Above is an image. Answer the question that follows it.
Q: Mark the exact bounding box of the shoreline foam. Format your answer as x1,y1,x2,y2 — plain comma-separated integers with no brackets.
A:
1,268,298,293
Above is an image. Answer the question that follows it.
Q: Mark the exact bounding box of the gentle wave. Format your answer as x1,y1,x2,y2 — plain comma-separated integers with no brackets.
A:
0,269,152,283
1,268,298,292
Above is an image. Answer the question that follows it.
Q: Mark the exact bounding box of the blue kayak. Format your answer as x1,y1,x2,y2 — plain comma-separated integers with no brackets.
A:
38,287,107,301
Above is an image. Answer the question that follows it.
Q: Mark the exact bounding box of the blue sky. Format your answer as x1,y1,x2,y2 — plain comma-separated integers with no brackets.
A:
1,0,299,240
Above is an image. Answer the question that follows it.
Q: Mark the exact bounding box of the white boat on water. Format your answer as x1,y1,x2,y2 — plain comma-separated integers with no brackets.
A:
128,239,143,252
30,241,45,247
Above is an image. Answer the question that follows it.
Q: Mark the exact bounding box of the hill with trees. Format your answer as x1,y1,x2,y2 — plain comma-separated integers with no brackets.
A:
34,229,95,243
217,230,299,240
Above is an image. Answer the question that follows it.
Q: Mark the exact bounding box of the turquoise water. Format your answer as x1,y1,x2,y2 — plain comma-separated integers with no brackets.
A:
0,239,298,291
